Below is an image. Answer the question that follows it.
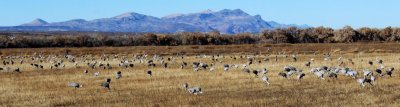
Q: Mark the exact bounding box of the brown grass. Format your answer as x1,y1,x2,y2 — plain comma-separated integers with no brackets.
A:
1,43,400,106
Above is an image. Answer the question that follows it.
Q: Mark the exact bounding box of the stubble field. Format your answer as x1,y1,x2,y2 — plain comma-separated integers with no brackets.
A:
1,43,400,106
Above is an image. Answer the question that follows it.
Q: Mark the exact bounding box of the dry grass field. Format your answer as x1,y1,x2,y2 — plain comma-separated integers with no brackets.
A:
1,43,400,107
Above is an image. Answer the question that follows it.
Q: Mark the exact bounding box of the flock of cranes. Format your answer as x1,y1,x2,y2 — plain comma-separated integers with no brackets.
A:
0,51,397,95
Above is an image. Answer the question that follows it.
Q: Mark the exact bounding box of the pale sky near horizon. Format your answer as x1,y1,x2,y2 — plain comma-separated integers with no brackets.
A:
1,0,399,29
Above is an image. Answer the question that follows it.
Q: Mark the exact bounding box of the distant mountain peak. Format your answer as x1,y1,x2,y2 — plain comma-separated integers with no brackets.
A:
68,19,87,22
113,12,146,19
10,9,310,33
219,9,246,14
200,9,213,13
163,13,185,18
21,18,48,26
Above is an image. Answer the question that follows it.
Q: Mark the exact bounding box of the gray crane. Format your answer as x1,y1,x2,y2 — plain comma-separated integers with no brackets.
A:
68,82,82,88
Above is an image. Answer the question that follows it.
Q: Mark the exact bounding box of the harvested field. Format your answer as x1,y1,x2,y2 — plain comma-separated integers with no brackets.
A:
1,43,400,106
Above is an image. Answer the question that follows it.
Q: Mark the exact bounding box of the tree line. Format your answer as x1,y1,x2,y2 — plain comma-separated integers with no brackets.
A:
0,26,399,48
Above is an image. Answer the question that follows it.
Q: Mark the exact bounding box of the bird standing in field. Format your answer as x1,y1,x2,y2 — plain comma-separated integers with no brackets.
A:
314,71,325,80
375,69,383,77
305,61,311,68
261,68,268,75
368,60,373,66
297,72,306,81
182,83,189,89
386,67,394,77
328,72,337,79
116,71,122,79
357,78,373,87
94,72,99,77
278,72,287,78
68,82,82,88
253,70,259,77
84,69,88,74
183,83,203,95
14,68,21,73
147,70,152,77
223,64,230,72
261,75,270,86
101,78,111,89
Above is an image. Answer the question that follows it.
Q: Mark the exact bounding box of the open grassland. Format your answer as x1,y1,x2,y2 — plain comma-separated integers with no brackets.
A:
1,43,400,106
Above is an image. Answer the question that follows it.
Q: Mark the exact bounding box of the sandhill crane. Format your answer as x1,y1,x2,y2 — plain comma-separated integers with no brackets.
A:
371,75,376,84
106,63,113,69
368,60,373,66
261,75,270,86
375,69,383,77
346,70,358,79
292,54,297,62
193,62,200,68
314,71,324,80
286,70,295,77
101,78,111,89
363,70,372,77
116,71,122,79
376,59,383,65
253,70,259,77
284,66,295,72
187,87,202,95
183,83,203,95
182,61,187,67
386,67,394,77
357,77,373,87
337,68,347,75
305,61,311,68
200,63,208,70
223,64,230,71
84,69,88,74
68,82,82,88
147,70,152,77
209,67,215,72
163,63,168,68
148,63,156,67
328,72,338,79
309,68,318,73
193,67,199,72
380,65,385,69
321,66,328,71
297,72,306,81
247,58,253,65
14,68,21,73
182,83,188,89
261,68,268,75
278,72,287,78
87,62,96,69
242,64,248,69
243,68,250,73
94,72,99,77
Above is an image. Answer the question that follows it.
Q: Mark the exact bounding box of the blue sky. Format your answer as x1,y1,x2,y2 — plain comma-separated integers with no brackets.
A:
1,0,399,28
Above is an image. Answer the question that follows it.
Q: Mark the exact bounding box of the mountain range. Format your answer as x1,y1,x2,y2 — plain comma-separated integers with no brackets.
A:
0,9,310,34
